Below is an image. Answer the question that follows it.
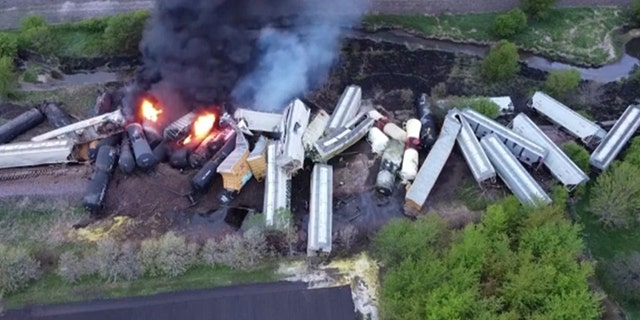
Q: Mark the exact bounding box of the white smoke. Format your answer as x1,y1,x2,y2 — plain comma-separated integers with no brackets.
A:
232,0,368,112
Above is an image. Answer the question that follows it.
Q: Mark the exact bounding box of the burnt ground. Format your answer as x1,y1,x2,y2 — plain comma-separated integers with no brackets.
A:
1,38,639,243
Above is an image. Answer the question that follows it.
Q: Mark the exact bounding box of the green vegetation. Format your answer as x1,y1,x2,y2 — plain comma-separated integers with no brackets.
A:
482,40,519,81
6,264,275,308
375,194,602,319
363,7,624,66
12,83,118,116
590,161,640,228
631,0,640,25
562,141,590,173
0,56,16,98
492,8,527,39
0,33,17,58
520,0,559,20
15,12,149,58
543,69,581,98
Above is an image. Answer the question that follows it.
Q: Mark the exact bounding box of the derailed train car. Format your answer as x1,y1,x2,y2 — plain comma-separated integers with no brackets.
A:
307,163,333,258
590,104,640,171
0,139,77,169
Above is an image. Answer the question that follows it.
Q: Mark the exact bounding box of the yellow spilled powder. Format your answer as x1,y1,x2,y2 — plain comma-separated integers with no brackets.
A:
70,216,130,242
277,252,380,320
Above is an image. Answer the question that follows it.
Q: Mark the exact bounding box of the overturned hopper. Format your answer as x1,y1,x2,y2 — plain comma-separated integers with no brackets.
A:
31,109,126,144
510,113,588,190
234,108,283,133
303,109,330,152
276,99,310,175
163,111,197,141
308,163,333,257
264,141,292,231
325,85,362,134
0,139,76,169
313,113,375,163
481,133,551,206
451,109,496,185
527,91,607,147
405,112,461,215
590,104,640,170
247,136,268,181
217,133,252,191
460,108,547,167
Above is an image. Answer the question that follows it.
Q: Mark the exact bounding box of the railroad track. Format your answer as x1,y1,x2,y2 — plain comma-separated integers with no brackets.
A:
0,165,89,182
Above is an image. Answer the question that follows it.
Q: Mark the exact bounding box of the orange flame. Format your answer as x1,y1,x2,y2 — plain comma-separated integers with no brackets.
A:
182,112,216,145
140,99,162,122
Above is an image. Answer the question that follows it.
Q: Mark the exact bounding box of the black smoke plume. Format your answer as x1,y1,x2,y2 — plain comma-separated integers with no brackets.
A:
128,0,367,120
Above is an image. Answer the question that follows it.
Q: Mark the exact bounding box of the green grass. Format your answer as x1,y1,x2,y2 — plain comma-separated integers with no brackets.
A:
4,264,276,309
11,83,118,117
51,30,105,58
573,187,640,318
363,7,625,66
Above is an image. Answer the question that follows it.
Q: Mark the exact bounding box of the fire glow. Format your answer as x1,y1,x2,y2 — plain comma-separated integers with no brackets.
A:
140,99,163,123
183,112,216,145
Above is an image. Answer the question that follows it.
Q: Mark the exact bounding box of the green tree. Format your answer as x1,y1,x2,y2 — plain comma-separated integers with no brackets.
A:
0,33,17,58
603,252,640,303
20,26,58,55
624,136,640,168
590,161,640,228
543,69,581,98
492,9,528,39
631,0,640,24
562,141,590,172
0,56,16,99
19,15,47,32
520,0,559,20
481,40,520,81
102,11,149,55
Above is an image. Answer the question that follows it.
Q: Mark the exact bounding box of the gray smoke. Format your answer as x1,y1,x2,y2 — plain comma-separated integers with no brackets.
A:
232,1,368,111
133,0,367,119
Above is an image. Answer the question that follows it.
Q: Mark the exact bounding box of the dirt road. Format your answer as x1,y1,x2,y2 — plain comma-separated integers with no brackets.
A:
0,0,631,29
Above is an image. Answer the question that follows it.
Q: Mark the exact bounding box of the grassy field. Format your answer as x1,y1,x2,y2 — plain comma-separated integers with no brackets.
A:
5,265,276,309
10,83,118,117
573,189,640,318
363,7,626,66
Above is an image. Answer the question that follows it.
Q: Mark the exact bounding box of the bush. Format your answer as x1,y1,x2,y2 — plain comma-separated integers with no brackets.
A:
520,0,559,20
624,136,640,168
20,15,47,32
543,69,581,98
95,238,141,282
492,9,527,38
0,33,17,58
20,26,58,55
139,232,198,277
102,11,149,55
631,0,640,24
201,230,268,269
481,40,520,81
562,141,590,172
467,98,501,119
57,251,97,283
590,161,640,228
0,244,41,295
604,252,640,303
0,56,16,99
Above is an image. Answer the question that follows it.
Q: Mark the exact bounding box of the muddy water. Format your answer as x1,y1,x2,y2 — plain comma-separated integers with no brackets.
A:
350,29,640,83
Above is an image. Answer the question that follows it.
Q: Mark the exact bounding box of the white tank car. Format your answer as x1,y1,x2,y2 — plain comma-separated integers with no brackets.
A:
400,118,422,182
383,122,407,142
367,127,389,154
404,118,422,140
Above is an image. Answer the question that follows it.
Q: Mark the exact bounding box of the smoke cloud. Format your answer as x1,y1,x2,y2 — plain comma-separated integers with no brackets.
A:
133,0,367,118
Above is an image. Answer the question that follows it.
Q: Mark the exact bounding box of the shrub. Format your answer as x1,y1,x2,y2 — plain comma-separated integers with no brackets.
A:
543,69,581,98
590,161,640,228
0,56,16,99
481,40,519,81
520,0,559,20
57,251,97,283
139,232,198,277
492,9,527,38
562,141,590,172
0,244,41,295
95,238,141,282
19,15,47,32
102,10,149,55
467,98,501,119
631,0,640,24
201,230,268,269
20,26,58,55
604,252,640,303
0,33,17,58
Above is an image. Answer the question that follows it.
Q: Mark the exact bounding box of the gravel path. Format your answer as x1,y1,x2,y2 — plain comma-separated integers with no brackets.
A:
0,0,631,29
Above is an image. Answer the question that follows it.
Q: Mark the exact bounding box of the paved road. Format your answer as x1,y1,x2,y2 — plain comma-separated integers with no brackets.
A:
0,0,631,29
